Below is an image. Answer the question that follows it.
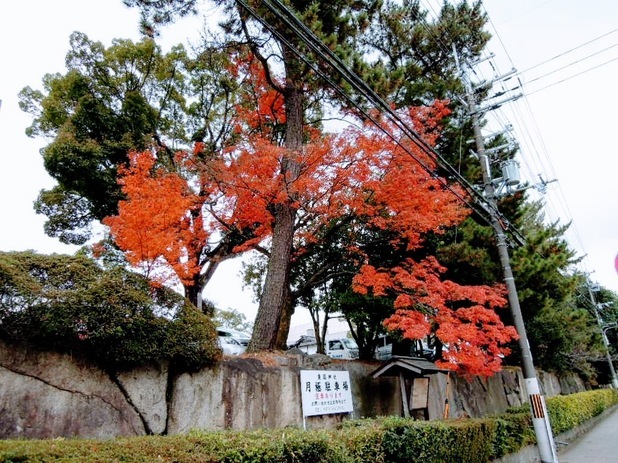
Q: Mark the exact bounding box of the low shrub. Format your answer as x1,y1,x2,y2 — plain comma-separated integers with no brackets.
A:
337,419,385,463
489,409,535,458
214,429,349,463
1,366,618,462
546,388,618,435
489,388,618,458
377,416,493,463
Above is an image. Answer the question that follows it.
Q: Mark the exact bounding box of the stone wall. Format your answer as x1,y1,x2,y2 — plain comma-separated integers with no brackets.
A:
0,342,586,439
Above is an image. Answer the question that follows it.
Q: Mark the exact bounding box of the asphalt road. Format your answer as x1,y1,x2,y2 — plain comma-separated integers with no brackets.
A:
558,408,618,462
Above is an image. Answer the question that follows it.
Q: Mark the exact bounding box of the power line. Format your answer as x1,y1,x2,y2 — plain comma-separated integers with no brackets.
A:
419,2,610,291
480,1,618,96
476,2,612,288
520,28,618,74
482,3,516,69
524,42,618,86
526,55,618,96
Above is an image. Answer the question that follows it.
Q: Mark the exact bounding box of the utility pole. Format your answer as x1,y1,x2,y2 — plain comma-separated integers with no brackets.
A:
587,283,618,388
454,48,559,463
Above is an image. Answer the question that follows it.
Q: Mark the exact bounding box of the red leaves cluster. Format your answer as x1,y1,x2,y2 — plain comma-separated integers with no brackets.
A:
104,151,210,288
216,100,466,260
228,51,286,135
353,257,518,377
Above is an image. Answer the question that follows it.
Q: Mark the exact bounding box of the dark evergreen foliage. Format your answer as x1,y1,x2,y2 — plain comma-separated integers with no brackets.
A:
0,251,220,370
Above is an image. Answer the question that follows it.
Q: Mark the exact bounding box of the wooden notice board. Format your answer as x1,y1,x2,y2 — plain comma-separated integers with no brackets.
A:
410,377,429,410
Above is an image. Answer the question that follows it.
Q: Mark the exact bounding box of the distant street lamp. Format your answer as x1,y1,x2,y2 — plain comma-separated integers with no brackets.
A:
603,323,617,335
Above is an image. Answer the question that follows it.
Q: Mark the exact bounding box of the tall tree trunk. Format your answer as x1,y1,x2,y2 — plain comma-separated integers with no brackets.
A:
248,203,296,351
275,291,295,349
186,284,201,310
248,54,303,352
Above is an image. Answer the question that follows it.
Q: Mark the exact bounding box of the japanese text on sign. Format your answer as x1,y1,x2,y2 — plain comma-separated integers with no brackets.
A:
300,370,354,417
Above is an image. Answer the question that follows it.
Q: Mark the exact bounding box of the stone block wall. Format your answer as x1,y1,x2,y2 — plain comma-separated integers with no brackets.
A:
0,342,586,439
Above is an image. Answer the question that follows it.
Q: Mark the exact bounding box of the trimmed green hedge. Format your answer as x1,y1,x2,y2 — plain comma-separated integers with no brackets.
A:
488,408,536,457
2,389,617,463
546,388,618,435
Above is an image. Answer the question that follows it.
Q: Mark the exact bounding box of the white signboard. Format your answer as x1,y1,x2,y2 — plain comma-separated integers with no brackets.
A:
300,370,354,417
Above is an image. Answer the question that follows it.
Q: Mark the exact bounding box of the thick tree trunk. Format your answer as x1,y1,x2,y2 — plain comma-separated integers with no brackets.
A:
248,58,303,352
275,292,295,350
186,284,201,310
186,279,210,315
249,205,296,351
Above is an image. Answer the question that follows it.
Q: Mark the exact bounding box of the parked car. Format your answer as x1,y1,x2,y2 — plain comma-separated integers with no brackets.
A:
217,328,251,356
374,334,435,361
325,337,359,359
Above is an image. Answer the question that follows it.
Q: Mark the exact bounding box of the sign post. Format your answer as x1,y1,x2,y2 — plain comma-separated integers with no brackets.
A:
300,370,354,429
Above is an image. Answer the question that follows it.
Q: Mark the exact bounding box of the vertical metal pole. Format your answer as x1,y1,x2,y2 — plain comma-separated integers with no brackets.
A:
601,326,618,389
588,286,618,388
454,47,559,463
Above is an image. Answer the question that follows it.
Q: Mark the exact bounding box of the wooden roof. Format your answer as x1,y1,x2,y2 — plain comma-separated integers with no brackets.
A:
371,356,446,378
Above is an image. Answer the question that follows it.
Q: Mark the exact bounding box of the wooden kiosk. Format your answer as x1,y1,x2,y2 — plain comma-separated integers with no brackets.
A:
372,356,445,420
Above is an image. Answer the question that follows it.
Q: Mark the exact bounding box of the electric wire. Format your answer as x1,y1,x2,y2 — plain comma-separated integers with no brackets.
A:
449,5,578,263
483,2,516,70
423,1,606,295
270,0,530,244
444,1,583,271
519,27,618,74
259,0,604,288
254,1,477,204
478,1,601,280
524,42,618,86
526,56,618,96
241,0,617,259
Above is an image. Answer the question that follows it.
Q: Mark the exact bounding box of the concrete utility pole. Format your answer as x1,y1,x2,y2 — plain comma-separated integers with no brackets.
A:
587,284,618,389
454,49,559,463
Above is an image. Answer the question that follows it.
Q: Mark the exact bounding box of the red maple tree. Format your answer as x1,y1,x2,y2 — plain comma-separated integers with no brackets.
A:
103,51,280,309
218,95,518,375
103,143,272,308
353,257,518,376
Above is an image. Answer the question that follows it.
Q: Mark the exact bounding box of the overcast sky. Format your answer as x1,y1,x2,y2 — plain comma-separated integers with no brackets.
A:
1,0,617,326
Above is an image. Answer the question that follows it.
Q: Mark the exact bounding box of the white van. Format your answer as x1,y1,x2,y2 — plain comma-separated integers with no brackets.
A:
325,337,359,359
217,328,251,356
290,335,359,359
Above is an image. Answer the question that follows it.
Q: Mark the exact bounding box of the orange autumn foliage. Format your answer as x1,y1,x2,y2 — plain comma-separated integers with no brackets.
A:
218,98,464,254
353,257,518,377
227,51,286,136
103,53,285,297
216,91,518,376
333,106,520,377
341,104,467,250
104,150,210,288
